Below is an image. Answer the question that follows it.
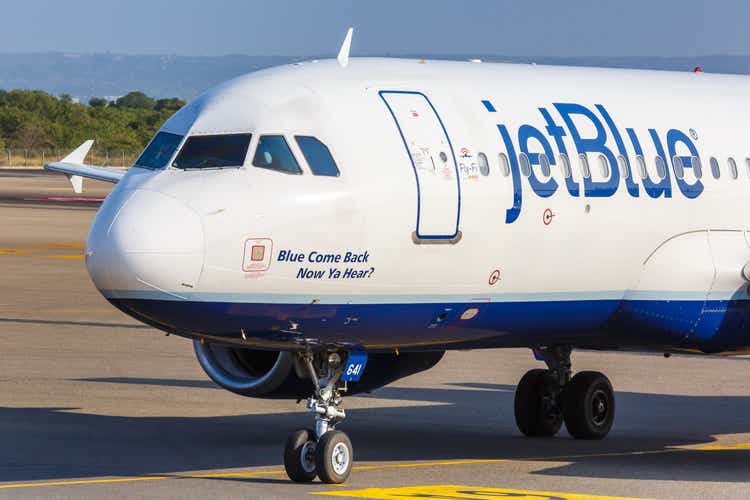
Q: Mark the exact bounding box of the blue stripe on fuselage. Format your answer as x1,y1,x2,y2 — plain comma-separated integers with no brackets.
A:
106,295,750,354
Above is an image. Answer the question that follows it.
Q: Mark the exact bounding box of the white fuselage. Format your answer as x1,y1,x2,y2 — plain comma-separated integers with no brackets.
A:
84,58,750,353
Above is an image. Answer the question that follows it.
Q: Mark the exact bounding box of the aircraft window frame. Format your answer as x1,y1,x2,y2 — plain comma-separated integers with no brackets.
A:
477,152,490,177
558,153,572,178
597,154,610,179
710,157,721,179
745,158,750,179
519,153,532,177
691,156,703,179
498,153,511,177
672,155,685,180
635,155,648,179
655,156,667,180
617,155,629,180
252,134,303,175
728,157,738,179
578,153,591,179
539,153,551,177
294,135,341,177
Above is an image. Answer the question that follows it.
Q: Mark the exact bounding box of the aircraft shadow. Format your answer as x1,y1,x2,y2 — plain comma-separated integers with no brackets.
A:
1,381,749,483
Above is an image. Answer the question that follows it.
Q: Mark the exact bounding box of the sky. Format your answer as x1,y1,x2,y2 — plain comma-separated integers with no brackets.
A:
1,0,749,57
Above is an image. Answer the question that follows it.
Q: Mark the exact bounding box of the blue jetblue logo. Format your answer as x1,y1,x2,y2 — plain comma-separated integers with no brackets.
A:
482,100,703,224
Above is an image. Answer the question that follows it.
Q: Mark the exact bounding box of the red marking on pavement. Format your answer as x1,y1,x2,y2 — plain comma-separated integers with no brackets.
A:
25,197,105,203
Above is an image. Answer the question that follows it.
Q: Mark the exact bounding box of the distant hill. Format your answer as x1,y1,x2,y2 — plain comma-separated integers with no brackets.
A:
1,52,749,101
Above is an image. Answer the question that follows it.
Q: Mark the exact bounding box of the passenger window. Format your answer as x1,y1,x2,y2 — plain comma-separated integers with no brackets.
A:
519,153,531,177
745,158,750,178
539,153,551,177
655,156,667,180
710,157,721,179
172,134,251,169
477,152,490,176
578,153,591,179
137,131,183,169
617,155,629,180
295,136,340,177
691,156,703,178
253,135,302,174
559,153,572,178
672,156,685,180
598,154,610,178
728,157,738,179
636,155,648,179
498,153,511,177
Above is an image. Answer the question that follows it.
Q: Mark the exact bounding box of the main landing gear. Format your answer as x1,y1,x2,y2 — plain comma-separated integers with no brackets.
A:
284,352,353,484
514,346,615,439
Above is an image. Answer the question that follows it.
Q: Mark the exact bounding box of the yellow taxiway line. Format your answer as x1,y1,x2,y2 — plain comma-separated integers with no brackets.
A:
3,439,749,492
315,484,651,499
0,442,744,492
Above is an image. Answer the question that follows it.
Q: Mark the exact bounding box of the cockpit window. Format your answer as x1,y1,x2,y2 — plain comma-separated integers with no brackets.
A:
172,134,252,169
295,136,340,177
252,135,302,174
136,132,183,169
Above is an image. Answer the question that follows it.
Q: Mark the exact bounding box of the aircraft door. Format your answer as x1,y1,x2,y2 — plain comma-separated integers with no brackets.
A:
380,91,461,242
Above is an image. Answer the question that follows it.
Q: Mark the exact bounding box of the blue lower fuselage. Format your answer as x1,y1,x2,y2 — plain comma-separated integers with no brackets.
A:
106,294,750,354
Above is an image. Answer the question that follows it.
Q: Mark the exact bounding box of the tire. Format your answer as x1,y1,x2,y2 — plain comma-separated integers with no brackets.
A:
284,428,317,482
315,430,353,484
563,371,615,439
514,369,563,437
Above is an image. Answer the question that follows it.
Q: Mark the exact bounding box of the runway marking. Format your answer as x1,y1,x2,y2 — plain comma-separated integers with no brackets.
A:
314,484,647,499
0,243,85,259
697,442,750,451
24,197,105,203
0,469,285,490
0,443,745,492
352,459,509,472
31,243,85,249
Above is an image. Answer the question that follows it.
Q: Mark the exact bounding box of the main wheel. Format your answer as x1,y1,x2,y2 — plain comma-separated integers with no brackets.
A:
284,428,317,482
315,430,353,484
563,371,615,439
514,369,563,437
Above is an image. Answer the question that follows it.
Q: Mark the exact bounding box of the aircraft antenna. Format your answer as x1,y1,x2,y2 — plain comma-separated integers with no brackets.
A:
337,27,354,68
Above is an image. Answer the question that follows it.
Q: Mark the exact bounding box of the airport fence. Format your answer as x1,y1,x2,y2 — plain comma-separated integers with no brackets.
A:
0,149,141,169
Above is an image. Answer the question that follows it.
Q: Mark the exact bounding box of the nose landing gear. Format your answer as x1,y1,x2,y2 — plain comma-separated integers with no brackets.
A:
514,346,615,440
284,352,354,484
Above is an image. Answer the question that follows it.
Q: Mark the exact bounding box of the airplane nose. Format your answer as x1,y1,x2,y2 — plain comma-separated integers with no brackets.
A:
86,189,204,297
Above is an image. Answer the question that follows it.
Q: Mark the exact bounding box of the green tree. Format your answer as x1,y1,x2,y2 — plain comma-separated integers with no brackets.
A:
154,97,186,112
0,89,176,153
88,97,107,108
111,91,155,110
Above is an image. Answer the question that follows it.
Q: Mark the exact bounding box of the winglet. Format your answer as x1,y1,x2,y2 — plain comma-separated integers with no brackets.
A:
59,140,94,193
337,27,353,68
62,140,94,164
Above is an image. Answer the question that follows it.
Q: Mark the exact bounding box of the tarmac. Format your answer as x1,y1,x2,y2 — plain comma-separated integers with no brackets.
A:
1,170,750,499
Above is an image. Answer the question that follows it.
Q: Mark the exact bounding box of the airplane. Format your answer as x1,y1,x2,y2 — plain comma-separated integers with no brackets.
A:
45,28,750,484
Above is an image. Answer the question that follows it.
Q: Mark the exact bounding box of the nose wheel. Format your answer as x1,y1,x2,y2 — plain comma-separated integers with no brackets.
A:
284,352,354,484
283,428,317,483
